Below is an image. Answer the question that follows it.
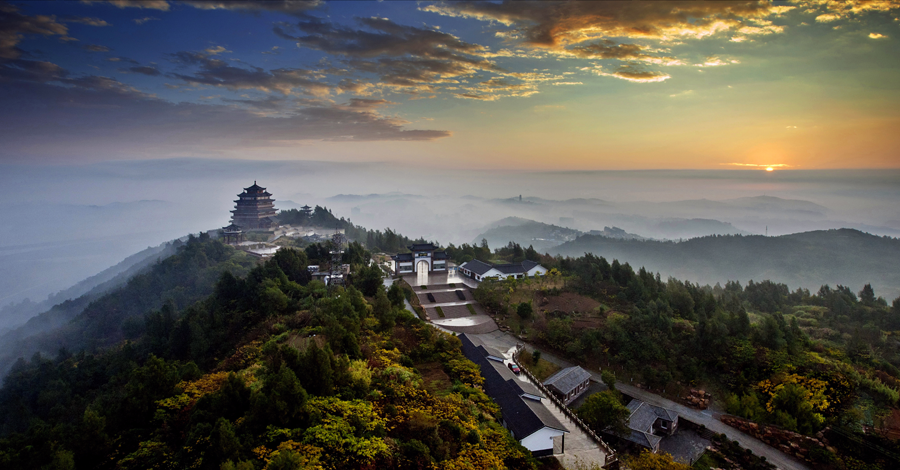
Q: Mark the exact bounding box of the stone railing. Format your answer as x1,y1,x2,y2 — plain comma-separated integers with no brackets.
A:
512,345,618,465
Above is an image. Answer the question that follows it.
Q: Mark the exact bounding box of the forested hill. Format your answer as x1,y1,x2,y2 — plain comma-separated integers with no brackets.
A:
552,229,900,299
0,241,537,469
0,234,257,378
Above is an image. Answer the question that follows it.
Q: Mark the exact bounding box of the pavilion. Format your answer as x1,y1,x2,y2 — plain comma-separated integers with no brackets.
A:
231,181,278,230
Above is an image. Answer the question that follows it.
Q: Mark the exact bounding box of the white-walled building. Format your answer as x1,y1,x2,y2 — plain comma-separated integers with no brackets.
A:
391,243,449,274
459,334,568,457
458,259,547,282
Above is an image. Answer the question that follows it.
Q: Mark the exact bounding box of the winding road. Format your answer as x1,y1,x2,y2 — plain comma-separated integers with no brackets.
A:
471,330,811,470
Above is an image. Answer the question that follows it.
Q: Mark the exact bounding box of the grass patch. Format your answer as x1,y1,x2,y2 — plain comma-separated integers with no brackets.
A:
519,350,561,381
466,304,477,315
448,283,456,287
415,362,453,395
435,306,445,318
419,285,428,290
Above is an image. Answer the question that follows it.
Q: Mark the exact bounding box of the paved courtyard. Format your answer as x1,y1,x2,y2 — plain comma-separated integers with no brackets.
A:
658,428,711,465
404,271,498,334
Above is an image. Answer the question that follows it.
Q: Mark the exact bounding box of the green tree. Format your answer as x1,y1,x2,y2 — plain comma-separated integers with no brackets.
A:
577,390,630,437
517,301,533,320
859,283,876,306
354,262,384,297
387,282,405,308
532,350,541,365
769,383,824,434
624,450,691,470
601,370,616,392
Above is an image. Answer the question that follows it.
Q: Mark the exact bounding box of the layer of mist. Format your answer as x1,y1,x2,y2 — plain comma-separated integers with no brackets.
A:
0,158,897,332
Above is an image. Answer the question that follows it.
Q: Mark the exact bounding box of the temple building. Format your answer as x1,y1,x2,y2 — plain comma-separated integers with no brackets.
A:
392,243,448,274
231,181,278,230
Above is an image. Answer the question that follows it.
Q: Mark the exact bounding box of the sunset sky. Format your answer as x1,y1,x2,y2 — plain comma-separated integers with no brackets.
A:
1,0,898,169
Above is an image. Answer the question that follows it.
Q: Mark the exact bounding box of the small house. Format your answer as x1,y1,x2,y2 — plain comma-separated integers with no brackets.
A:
543,366,592,405
623,399,679,453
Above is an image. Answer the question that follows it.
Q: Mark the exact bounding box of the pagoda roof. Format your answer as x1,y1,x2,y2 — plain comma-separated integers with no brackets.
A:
222,223,243,232
243,181,267,192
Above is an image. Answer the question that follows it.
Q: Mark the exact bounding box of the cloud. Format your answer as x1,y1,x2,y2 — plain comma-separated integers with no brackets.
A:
0,3,69,60
421,1,791,86
82,44,111,52
122,65,161,76
594,66,671,83
133,16,159,25
0,70,450,161
815,13,841,23
107,56,138,64
669,89,695,98
551,81,582,86
568,40,678,64
275,16,503,96
169,50,333,95
262,46,280,55
180,0,322,16
204,45,230,55
423,1,785,46
82,0,322,16
869,32,888,39
80,0,171,11
63,16,110,26
694,57,739,67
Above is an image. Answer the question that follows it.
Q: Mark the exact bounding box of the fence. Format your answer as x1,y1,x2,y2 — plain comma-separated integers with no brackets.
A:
512,345,618,465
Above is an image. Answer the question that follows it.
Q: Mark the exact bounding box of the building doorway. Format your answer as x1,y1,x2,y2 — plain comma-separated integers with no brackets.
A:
416,260,430,273
416,260,429,286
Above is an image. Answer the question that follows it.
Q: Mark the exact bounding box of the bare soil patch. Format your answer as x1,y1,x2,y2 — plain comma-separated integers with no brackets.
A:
535,291,602,315
415,361,453,394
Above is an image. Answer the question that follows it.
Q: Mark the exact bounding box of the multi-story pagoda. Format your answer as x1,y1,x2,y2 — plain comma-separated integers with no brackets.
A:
231,181,277,230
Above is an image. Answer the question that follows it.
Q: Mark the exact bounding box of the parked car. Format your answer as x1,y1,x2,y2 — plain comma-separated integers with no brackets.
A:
508,363,520,375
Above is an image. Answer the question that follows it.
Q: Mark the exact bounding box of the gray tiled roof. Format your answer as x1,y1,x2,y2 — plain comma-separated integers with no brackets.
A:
543,366,591,395
461,259,493,275
625,429,662,450
522,260,540,271
626,399,678,433
458,334,567,439
392,253,413,261
461,259,545,276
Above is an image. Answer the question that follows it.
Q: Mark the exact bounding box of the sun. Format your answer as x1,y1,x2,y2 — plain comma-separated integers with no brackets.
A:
766,167,774,172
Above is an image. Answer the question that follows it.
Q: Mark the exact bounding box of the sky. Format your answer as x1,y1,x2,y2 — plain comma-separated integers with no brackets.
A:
1,0,898,170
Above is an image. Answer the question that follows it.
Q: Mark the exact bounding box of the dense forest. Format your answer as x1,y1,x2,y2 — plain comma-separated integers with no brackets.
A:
278,206,428,254
0,237,541,469
473,244,900,469
553,228,900,300
4,221,900,469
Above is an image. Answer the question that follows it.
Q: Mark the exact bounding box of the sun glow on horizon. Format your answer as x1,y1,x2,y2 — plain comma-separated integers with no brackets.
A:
722,163,791,170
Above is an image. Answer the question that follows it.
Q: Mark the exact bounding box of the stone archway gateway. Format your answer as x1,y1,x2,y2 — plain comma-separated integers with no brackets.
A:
392,243,450,275
416,260,429,273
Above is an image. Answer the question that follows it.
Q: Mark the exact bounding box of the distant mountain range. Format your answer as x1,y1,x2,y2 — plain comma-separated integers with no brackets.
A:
475,216,900,299
554,228,900,300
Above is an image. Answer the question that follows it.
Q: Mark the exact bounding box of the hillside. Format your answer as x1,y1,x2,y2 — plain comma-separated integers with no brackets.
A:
0,244,539,470
0,235,257,378
553,229,900,299
475,220,581,253
0,241,175,335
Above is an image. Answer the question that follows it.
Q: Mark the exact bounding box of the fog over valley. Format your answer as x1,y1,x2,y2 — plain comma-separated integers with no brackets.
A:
1,159,898,322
